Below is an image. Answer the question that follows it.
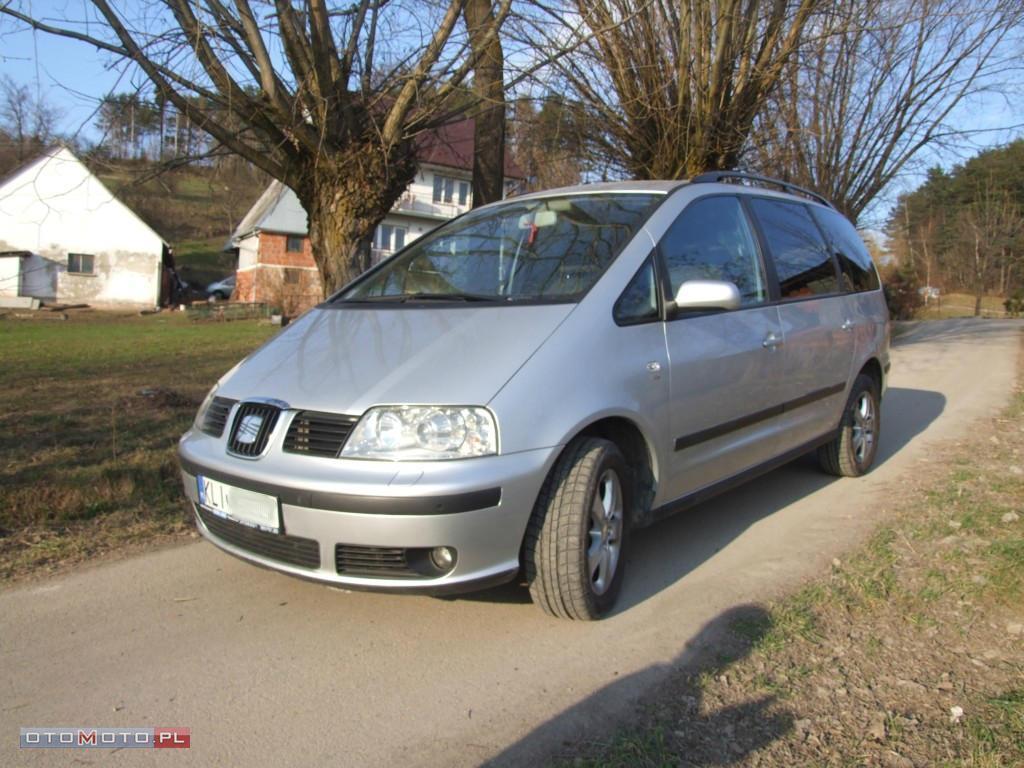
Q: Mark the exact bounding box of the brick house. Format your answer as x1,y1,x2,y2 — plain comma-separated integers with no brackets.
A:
228,118,524,314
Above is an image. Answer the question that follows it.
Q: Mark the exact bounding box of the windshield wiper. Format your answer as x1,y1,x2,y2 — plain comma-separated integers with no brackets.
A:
400,292,500,302
338,291,499,304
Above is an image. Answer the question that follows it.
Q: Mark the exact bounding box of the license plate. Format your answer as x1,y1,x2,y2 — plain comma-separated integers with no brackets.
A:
197,475,280,533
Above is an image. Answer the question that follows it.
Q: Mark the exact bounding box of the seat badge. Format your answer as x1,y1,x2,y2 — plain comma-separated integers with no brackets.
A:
235,414,264,445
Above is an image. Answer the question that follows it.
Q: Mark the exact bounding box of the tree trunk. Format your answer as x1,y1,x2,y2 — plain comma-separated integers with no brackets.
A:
464,0,506,206
296,143,418,297
974,291,983,317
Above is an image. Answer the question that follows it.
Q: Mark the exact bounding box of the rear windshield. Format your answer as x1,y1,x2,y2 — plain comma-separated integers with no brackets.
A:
335,193,662,304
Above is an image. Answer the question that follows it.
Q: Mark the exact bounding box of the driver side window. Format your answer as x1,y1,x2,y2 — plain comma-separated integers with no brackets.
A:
660,196,767,306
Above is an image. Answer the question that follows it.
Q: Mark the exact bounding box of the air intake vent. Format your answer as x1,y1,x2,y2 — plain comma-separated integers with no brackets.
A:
200,397,237,437
227,402,281,457
197,506,320,569
283,411,358,458
335,545,419,578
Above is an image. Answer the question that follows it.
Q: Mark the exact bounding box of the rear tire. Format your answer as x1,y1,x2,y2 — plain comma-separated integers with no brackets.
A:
523,437,630,620
818,373,881,477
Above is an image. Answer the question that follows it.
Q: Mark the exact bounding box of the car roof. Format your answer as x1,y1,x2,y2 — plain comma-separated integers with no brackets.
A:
510,180,683,200
506,178,834,211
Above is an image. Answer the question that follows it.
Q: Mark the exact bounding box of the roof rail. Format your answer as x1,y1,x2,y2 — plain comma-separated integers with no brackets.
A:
690,171,833,209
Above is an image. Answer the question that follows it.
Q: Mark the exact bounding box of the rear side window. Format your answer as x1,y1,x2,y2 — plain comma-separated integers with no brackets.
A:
811,207,880,292
659,196,767,306
749,198,838,299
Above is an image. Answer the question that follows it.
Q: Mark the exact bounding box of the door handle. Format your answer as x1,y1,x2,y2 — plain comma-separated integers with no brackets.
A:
841,319,854,332
762,332,783,350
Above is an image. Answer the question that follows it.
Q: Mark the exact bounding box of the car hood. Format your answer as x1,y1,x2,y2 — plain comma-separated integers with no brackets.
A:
218,304,575,414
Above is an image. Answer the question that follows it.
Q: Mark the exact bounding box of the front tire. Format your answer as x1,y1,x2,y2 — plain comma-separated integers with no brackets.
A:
818,373,881,477
524,437,630,620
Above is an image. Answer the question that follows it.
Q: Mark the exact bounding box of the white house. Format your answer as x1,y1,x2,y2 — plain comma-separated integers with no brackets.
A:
0,146,172,309
227,118,525,313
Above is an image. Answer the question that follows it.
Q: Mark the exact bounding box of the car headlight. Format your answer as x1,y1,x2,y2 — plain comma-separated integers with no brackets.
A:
194,384,219,429
341,406,498,460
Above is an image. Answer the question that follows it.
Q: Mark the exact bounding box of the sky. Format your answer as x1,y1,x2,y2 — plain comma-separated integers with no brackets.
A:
1,4,134,142
1,2,1022,227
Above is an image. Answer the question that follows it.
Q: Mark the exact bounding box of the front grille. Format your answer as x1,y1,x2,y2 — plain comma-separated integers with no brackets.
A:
200,397,237,437
197,506,320,569
283,411,358,458
227,402,281,457
335,545,420,578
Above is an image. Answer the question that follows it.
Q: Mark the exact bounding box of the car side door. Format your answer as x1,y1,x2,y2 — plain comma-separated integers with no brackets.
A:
746,197,856,450
656,194,790,503
810,206,887,386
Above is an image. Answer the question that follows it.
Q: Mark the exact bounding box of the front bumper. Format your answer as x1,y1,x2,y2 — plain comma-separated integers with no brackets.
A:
178,428,556,593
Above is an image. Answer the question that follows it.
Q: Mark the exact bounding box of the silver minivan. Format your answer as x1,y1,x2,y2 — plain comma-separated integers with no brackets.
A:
179,172,890,620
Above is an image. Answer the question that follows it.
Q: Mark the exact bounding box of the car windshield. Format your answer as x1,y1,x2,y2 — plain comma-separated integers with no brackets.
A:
335,192,662,303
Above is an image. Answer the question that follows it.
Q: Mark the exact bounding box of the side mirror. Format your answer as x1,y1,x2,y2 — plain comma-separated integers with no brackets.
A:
673,279,742,312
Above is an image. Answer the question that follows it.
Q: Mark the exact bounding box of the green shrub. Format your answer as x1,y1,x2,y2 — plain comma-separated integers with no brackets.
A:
1005,291,1024,318
883,267,924,320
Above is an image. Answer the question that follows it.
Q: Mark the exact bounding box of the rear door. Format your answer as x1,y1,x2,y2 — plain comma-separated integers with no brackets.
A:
810,206,886,385
657,195,790,502
746,197,855,449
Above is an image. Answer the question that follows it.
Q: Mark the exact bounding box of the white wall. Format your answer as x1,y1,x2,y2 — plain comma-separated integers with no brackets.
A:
236,234,259,271
0,148,164,307
0,257,20,297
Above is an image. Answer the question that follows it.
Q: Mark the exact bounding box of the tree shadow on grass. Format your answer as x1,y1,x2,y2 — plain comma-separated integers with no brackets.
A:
485,604,790,767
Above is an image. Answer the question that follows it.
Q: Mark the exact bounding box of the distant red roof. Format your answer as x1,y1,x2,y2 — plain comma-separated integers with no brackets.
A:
416,117,524,180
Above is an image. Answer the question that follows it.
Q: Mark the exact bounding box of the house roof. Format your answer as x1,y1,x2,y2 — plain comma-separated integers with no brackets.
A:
229,181,304,240
416,117,525,179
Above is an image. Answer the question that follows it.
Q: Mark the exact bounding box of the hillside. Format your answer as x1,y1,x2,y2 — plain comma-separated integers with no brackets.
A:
89,159,269,288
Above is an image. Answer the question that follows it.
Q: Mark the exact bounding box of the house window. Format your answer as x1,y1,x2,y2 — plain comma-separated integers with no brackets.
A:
67,253,95,275
285,235,304,253
374,224,408,252
284,268,301,285
433,174,466,204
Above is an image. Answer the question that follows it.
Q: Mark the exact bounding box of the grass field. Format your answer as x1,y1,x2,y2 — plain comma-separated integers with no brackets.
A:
917,293,1011,320
0,312,276,580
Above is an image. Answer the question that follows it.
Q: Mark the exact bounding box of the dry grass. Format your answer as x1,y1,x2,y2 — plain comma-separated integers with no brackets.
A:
0,311,275,580
917,293,1010,320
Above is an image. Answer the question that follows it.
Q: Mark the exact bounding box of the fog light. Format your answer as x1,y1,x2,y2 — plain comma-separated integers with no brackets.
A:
430,546,456,571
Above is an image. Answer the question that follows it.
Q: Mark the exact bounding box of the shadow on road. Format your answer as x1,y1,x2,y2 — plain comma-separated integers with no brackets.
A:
894,317,1022,348
616,387,943,614
460,386,945,613
485,604,790,767
483,386,945,765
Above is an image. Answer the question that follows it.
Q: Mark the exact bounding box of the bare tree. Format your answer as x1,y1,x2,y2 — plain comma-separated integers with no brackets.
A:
752,0,1024,224
957,181,1022,315
527,0,821,179
509,96,584,190
0,75,63,163
0,1,513,294
465,0,507,206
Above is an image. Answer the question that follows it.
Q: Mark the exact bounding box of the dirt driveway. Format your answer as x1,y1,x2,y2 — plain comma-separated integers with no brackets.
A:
1,318,1020,767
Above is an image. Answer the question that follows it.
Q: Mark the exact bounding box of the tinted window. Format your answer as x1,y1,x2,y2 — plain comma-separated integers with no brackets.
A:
614,256,658,324
339,193,661,302
811,207,880,292
659,196,767,306
749,198,838,299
